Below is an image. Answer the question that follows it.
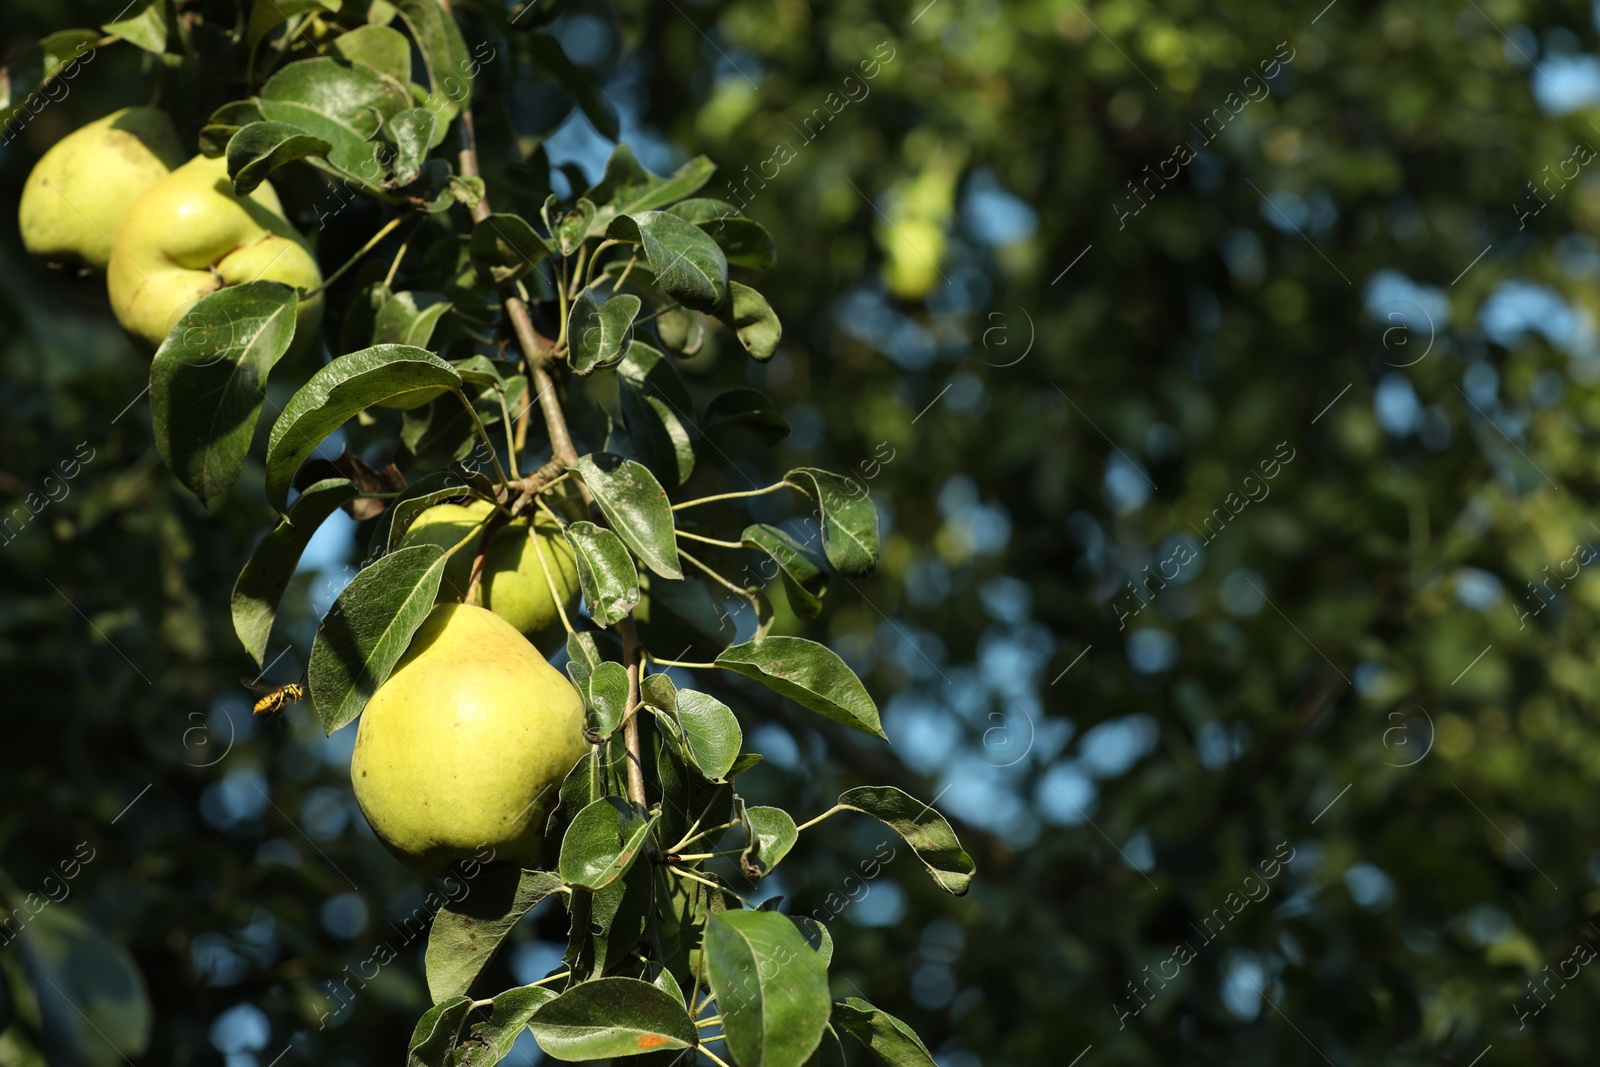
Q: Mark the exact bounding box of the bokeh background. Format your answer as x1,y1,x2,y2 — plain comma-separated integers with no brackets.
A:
7,0,1600,1063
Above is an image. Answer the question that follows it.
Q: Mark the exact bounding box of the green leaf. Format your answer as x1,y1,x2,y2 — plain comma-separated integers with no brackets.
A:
459,986,558,1064
584,661,630,740
835,786,974,895
427,867,566,1003
742,524,827,621
384,107,439,186
609,211,728,313
574,453,682,580
258,58,412,188
703,388,790,444
529,977,696,1060
716,637,884,740
389,0,475,120
470,212,552,286
584,145,715,236
790,916,833,965
559,797,656,891
265,345,460,511
831,998,937,1066
655,732,734,857
197,100,263,158
658,689,742,782
618,343,696,486
102,0,169,53
246,0,338,53
718,280,782,361
566,521,640,628
149,282,299,505
575,849,653,980
407,995,471,1066
742,806,798,877
232,478,359,665
786,468,880,577
705,910,831,1067
556,198,598,256
374,291,453,348
329,24,412,82
670,199,777,269
569,292,642,375
15,904,152,1063
308,544,449,733
226,120,332,194
366,471,473,555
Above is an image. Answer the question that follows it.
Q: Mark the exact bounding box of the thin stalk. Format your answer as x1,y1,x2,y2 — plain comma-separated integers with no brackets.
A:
671,483,797,511
498,389,520,480
698,1043,734,1067
383,221,421,287
620,622,649,810
304,215,405,299
671,818,742,854
582,239,622,292
530,524,576,637
793,805,846,834
696,1015,724,1028
646,656,718,671
673,851,743,861
632,300,681,327
677,530,746,550
612,251,642,293
669,867,752,909
526,970,571,989
678,548,759,607
452,390,510,487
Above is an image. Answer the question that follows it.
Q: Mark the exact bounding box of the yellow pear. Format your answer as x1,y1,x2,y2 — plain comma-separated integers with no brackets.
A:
18,106,184,270
106,154,323,351
350,603,587,874
401,499,581,639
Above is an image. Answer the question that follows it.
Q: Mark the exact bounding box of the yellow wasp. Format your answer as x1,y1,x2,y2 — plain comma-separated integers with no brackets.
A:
242,675,306,719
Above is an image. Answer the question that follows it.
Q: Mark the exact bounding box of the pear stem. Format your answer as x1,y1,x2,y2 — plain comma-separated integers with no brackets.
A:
530,519,576,637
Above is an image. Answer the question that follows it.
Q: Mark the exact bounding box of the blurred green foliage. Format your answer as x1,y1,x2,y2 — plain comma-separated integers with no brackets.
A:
8,0,1600,1063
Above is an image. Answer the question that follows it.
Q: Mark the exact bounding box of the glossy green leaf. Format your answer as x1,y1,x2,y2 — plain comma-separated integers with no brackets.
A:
470,212,551,286
458,987,558,1065
618,343,696,486
670,199,778,269
705,910,831,1067
831,998,937,1066
389,0,475,120
742,806,798,877
718,280,782,361
574,453,682,580
329,24,412,82
582,143,714,237
308,544,449,733
702,388,790,443
716,636,884,740
245,0,337,52
384,107,439,185
566,521,640,628
584,661,630,740
149,282,299,505
609,211,728,313
835,786,974,895
786,468,880,577
259,59,412,187
427,867,566,1003
232,478,359,665
742,524,827,621
569,291,641,375
225,121,332,194
102,0,168,52
406,995,471,1067
790,916,833,965
374,291,452,348
556,197,598,256
559,797,656,891
529,977,696,1060
662,689,742,782
265,345,460,511
573,849,654,981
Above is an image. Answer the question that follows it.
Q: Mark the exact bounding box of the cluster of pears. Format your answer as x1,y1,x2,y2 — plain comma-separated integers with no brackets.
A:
17,106,322,349
354,502,588,873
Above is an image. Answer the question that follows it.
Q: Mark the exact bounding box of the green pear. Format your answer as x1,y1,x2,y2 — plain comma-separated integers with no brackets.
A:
106,154,323,351
401,499,581,640
18,106,184,270
350,603,586,873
